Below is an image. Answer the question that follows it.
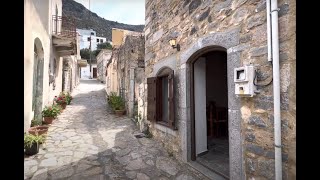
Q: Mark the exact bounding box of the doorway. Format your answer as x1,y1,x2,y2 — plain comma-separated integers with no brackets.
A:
191,50,229,178
93,67,97,78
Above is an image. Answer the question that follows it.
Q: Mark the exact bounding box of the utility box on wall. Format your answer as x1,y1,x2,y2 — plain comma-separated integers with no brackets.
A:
234,65,256,97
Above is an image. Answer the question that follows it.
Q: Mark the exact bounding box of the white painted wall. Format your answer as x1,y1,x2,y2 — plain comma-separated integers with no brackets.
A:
80,64,97,79
77,28,108,50
24,0,64,132
81,65,90,79
194,57,207,155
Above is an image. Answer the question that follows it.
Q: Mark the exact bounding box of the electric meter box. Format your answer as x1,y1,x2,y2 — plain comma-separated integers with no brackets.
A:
234,65,256,97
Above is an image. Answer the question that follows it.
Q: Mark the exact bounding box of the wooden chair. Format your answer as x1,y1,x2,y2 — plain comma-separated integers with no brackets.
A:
207,101,228,138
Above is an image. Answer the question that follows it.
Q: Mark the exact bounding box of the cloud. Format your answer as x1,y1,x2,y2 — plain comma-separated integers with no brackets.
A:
74,0,145,25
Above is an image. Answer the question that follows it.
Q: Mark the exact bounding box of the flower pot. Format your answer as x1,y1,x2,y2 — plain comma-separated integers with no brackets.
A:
25,142,39,156
28,126,49,135
60,103,67,109
43,117,54,124
115,110,126,116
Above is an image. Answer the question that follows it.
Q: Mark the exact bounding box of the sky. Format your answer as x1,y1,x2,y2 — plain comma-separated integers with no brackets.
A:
74,0,145,25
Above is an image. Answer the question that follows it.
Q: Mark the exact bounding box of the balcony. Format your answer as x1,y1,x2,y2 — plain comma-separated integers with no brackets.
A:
52,15,77,57
77,59,88,67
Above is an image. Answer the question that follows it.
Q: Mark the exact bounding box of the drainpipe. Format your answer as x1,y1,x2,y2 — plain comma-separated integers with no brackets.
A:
267,0,282,179
266,0,272,62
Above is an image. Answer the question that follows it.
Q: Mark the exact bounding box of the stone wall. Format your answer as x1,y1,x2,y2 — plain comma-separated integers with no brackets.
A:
97,50,112,83
115,34,145,117
62,56,80,93
144,0,296,179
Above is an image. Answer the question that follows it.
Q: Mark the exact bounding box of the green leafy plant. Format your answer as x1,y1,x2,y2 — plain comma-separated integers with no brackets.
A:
42,106,59,118
107,92,118,104
24,134,46,148
111,96,125,110
31,119,42,127
52,104,62,114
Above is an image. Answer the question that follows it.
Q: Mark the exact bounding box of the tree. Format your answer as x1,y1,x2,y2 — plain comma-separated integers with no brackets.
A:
80,48,92,60
97,42,112,50
80,42,112,60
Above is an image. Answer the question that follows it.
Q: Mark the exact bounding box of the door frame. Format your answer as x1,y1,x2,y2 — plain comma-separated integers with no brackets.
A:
189,47,227,161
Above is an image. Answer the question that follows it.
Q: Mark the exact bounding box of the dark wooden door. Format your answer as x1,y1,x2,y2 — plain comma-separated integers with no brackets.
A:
93,68,97,78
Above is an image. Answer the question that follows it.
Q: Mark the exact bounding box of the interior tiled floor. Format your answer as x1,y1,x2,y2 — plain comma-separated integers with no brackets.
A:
197,138,229,178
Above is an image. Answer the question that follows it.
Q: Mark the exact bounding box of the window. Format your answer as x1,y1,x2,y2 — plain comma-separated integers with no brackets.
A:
97,39,99,42
147,67,175,129
91,32,94,35
100,39,103,43
87,37,91,41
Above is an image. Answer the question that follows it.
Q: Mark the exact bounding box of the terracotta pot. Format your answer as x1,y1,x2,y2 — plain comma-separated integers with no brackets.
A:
115,110,126,116
43,117,54,124
28,126,49,135
60,103,67,109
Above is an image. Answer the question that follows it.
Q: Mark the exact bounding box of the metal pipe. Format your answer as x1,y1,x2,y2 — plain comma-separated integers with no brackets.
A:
266,0,272,62
270,0,282,179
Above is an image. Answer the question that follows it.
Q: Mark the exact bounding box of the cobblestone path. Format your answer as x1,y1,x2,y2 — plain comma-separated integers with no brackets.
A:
24,79,209,180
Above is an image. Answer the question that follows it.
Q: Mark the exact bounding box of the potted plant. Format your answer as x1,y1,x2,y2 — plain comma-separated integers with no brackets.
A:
54,94,67,109
52,104,62,114
42,106,59,124
107,92,118,113
28,119,49,135
65,92,73,105
24,134,45,156
112,96,126,116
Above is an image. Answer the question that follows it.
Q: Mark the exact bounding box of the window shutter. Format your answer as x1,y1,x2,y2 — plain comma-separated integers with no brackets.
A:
168,70,175,129
147,77,157,122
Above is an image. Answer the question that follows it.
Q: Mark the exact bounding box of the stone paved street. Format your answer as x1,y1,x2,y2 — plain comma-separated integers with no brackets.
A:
24,79,209,180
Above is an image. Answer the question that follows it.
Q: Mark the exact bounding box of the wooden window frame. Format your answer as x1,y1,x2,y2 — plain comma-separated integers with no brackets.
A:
147,67,176,130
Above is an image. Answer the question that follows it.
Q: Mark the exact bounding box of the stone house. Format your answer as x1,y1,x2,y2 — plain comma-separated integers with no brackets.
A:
24,0,80,131
105,48,119,95
142,0,296,179
62,33,81,93
106,28,145,118
117,34,145,118
96,49,112,83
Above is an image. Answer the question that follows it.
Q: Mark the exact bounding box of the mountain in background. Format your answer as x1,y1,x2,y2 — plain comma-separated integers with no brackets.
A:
62,0,144,41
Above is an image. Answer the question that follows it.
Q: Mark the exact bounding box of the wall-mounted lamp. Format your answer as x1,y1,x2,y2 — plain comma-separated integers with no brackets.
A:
169,38,180,51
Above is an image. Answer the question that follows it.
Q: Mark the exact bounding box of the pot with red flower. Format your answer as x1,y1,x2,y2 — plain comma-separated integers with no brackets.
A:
54,94,67,109
42,105,59,124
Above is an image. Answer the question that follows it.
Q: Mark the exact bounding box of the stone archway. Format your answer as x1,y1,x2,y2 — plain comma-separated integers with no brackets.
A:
179,27,244,180
33,38,44,121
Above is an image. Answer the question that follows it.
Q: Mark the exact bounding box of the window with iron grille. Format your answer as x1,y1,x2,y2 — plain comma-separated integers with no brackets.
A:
147,67,175,129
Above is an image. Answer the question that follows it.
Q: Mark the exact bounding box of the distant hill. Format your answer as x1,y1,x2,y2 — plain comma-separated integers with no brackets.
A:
62,0,144,41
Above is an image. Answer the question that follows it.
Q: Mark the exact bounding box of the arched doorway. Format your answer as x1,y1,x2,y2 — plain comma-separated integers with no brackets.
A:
188,46,229,178
33,38,44,121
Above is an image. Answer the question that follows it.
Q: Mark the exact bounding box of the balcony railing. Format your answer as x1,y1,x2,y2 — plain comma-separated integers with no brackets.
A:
52,15,76,38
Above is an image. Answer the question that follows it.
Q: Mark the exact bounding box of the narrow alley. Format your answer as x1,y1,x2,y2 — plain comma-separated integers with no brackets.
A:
24,80,209,180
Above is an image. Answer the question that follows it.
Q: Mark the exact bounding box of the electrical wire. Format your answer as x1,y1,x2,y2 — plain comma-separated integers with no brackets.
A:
254,70,273,87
